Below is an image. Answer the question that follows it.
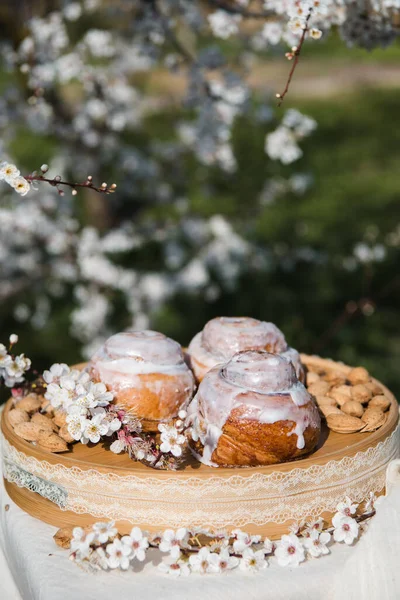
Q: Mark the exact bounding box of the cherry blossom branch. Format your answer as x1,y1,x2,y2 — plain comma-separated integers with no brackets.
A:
276,10,313,107
25,169,117,196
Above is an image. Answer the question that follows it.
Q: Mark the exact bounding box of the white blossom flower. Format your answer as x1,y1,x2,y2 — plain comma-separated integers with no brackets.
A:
275,534,305,567
239,548,268,572
262,22,283,45
310,28,323,39
159,528,190,558
210,548,239,572
335,497,358,518
0,162,20,183
45,374,77,409
0,344,12,369
303,530,331,558
66,413,86,441
208,11,241,39
110,438,126,454
43,363,70,384
332,515,359,545
82,411,109,443
92,521,118,544
9,334,18,345
121,527,149,562
158,424,186,457
288,17,304,34
303,517,325,536
158,557,191,577
232,529,261,553
106,538,132,570
63,2,82,21
265,126,303,164
71,527,96,559
3,354,31,386
189,547,219,574
11,176,31,196
83,381,113,406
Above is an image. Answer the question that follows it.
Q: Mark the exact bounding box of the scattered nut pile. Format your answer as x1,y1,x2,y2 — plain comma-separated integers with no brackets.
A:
306,366,392,434
7,393,72,452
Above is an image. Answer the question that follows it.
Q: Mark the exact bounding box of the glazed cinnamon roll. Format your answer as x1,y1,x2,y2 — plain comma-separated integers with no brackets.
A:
88,331,195,431
187,317,304,383
187,350,320,467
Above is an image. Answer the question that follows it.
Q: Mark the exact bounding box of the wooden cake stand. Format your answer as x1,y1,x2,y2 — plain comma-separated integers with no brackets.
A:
1,355,399,538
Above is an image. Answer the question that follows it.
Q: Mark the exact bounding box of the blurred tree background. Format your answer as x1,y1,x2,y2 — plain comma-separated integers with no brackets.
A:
0,1,399,399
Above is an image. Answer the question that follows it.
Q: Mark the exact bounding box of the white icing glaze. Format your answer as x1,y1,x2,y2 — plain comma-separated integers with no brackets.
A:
88,330,194,393
188,317,304,380
187,351,320,466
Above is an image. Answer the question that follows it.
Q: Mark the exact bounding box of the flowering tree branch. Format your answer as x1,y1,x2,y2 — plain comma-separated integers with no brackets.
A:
276,9,313,107
25,171,117,197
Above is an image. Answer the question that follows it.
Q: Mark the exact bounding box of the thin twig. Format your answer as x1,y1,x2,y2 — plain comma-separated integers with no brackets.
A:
277,10,313,106
25,174,117,195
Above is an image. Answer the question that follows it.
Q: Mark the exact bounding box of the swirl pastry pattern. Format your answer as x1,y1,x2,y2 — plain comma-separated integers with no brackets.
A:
187,317,304,382
88,330,195,430
187,350,320,467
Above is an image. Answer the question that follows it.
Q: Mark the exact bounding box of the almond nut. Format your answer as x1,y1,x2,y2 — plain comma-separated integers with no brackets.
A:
306,371,320,385
341,400,364,418
41,398,54,415
348,367,370,385
14,422,43,442
53,410,67,428
326,413,364,433
37,431,68,453
365,381,383,396
323,371,347,386
53,527,73,549
361,407,387,432
31,412,58,432
8,408,30,428
369,395,391,411
316,396,337,406
351,384,372,404
328,389,352,407
16,394,42,413
331,384,353,398
308,381,331,397
319,404,343,418
58,424,75,444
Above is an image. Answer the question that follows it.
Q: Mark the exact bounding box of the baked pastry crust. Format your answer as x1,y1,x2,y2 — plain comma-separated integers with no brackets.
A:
88,330,195,430
187,350,320,467
187,316,304,383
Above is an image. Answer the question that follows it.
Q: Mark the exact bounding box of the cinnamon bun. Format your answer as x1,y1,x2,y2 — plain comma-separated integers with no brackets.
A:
187,316,304,383
187,350,320,467
88,331,195,431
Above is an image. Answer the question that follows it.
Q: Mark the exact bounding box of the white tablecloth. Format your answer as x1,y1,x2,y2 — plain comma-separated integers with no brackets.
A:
1,456,400,600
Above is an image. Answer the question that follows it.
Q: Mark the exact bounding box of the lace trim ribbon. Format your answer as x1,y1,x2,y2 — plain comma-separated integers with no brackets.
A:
2,424,399,528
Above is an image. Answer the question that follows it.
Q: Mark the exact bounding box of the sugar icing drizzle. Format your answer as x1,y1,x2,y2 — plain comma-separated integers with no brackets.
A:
88,330,194,390
188,316,303,379
187,351,320,466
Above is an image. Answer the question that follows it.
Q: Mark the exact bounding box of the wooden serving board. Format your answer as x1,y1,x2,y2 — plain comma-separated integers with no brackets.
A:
2,355,399,537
